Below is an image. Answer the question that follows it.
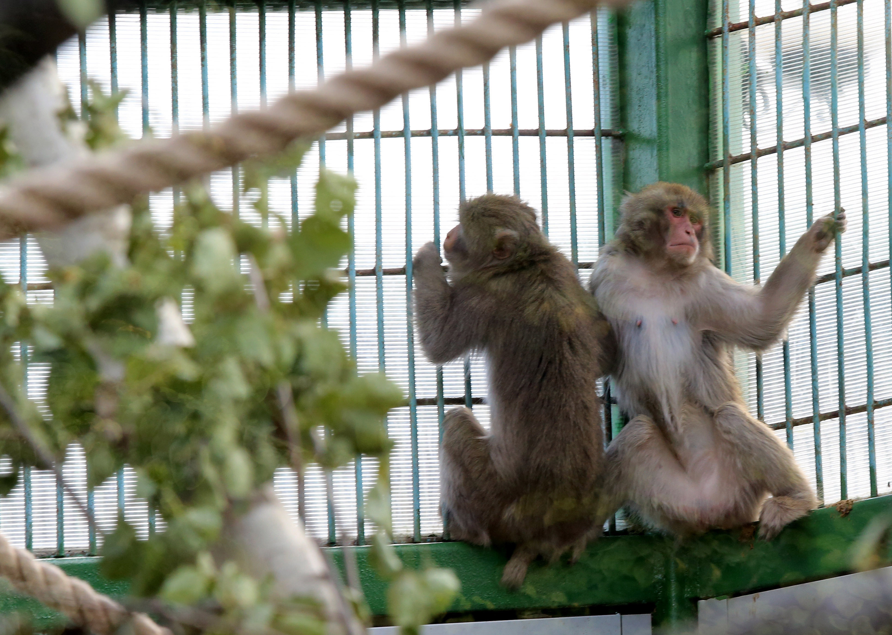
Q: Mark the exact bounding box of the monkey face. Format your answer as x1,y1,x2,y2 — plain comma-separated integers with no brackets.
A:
616,182,713,268
444,224,469,264
664,205,702,265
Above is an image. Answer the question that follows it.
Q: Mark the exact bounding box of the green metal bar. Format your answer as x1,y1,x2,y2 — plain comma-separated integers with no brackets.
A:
140,0,149,135
426,0,447,539
231,1,240,218
260,0,267,109
21,237,31,551
288,0,296,223
200,0,209,128
562,21,578,266
748,0,763,423
830,0,847,499
453,0,472,411
856,0,876,497
397,0,421,543
802,0,824,504
170,1,181,207
535,34,548,235
316,0,326,166
483,58,493,192
774,0,793,449
343,0,363,546
371,0,388,533
591,10,606,248
721,0,731,275
509,45,520,196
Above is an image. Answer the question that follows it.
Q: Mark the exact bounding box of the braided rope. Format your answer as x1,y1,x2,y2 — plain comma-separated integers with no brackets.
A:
0,0,627,239
0,531,169,635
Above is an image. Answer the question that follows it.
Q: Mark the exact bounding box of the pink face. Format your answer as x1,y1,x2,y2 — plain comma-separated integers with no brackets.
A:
665,205,701,263
444,224,467,263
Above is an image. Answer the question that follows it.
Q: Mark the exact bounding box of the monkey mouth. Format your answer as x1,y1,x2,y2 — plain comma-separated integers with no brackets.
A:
668,242,696,251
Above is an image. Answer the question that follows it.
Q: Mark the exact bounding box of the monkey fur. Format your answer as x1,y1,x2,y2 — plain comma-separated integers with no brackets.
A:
413,194,615,588
590,182,846,539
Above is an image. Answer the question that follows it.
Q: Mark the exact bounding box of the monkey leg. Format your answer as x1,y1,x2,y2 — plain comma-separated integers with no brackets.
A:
713,402,817,539
440,406,502,547
605,416,713,534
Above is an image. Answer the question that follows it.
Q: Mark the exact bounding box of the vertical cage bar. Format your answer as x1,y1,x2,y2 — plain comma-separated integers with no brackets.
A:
372,0,388,532
398,1,421,542
289,0,297,223
592,10,606,248
856,0,876,496
21,238,31,551
563,21,578,266
342,0,363,546
200,0,209,128
483,59,493,192
78,33,88,115
140,0,156,536
313,0,334,545
260,0,267,109
427,0,447,540
748,0,764,423
140,1,149,136
170,2,180,206
453,0,472,410
535,34,549,235
802,0,824,503
427,0,446,442
230,2,239,217
316,0,326,166
721,0,732,274
830,0,847,499
509,45,520,196
887,0,892,484
774,0,793,448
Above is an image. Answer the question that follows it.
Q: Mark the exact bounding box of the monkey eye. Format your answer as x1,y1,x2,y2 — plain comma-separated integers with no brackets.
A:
670,207,684,218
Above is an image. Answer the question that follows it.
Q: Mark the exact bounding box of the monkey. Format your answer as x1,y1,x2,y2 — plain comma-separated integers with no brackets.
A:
412,194,615,589
589,182,846,540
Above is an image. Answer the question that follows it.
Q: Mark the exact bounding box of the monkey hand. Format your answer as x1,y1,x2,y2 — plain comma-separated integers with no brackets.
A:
413,242,444,277
808,208,847,252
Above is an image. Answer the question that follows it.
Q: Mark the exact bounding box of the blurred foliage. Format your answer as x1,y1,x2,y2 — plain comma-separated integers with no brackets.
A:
0,81,457,633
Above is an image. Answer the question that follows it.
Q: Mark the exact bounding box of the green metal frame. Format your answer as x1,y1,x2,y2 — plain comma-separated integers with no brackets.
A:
7,496,891,629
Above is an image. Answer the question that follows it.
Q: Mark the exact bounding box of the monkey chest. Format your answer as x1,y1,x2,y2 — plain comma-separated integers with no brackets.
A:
612,300,700,380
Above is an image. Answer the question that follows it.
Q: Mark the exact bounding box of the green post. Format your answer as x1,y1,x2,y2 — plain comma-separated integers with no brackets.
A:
616,0,710,628
617,0,710,195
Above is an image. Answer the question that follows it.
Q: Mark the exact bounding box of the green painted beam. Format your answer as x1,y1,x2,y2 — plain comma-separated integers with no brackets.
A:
617,0,710,196
4,496,889,628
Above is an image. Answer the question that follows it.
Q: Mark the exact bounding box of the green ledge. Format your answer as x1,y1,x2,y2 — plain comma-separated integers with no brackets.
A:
5,495,891,629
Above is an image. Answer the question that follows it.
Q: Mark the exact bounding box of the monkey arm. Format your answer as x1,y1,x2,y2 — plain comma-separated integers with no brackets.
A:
413,242,492,364
697,210,845,350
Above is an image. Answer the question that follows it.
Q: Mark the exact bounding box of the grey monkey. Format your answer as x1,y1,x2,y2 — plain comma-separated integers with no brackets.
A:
590,182,846,539
412,193,615,588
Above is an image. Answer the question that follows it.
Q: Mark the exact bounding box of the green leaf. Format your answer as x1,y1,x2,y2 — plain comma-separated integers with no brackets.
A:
190,228,242,298
366,482,392,533
222,447,254,499
159,565,211,605
100,519,141,580
314,170,357,223
369,532,402,579
56,0,103,29
386,568,460,633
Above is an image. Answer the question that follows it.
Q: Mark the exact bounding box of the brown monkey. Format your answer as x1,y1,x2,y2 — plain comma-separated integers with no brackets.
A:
590,182,846,539
413,194,615,588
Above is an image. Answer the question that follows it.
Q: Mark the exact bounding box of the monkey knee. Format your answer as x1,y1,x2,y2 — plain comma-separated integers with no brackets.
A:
714,401,752,426
610,416,660,455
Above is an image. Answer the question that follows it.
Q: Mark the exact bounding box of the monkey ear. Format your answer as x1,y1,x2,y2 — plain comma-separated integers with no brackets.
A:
493,229,518,260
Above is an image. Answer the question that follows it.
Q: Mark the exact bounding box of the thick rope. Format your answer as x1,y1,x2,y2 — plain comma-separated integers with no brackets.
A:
0,0,628,239
0,531,169,635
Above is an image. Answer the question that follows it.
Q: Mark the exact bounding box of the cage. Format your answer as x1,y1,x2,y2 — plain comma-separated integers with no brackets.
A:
0,0,890,631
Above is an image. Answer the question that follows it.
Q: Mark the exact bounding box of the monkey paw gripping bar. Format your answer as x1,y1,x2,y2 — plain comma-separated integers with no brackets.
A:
0,0,629,239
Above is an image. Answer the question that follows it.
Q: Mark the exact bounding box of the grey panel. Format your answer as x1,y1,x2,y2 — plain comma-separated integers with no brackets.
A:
371,613,650,635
